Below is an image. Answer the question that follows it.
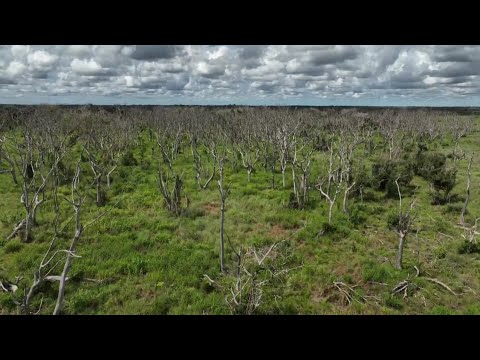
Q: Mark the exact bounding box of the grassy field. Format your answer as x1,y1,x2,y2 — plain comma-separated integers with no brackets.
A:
1,113,480,315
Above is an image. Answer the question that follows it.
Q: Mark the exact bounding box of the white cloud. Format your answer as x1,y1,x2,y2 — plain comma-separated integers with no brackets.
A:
27,50,58,70
0,45,480,105
6,61,26,77
11,45,30,58
70,58,104,75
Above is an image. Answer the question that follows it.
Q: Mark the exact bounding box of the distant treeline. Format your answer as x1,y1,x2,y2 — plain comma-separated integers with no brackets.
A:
0,104,479,115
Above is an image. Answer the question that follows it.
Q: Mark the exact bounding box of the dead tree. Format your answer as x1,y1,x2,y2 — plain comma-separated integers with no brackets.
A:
316,141,343,224
5,118,65,242
158,167,185,216
377,110,403,160
237,129,261,182
154,108,185,170
275,120,300,188
0,118,18,184
52,162,117,315
317,179,342,226
190,132,216,190
460,217,480,246
217,148,231,273
204,239,302,315
391,178,417,270
450,115,475,165
295,144,314,209
460,153,474,226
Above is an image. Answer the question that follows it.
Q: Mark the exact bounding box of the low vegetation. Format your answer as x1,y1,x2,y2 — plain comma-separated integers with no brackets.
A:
1,105,479,315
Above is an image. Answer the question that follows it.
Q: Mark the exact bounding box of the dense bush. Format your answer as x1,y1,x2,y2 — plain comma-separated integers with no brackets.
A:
429,168,457,205
458,240,480,254
372,159,414,198
121,150,138,166
415,152,447,180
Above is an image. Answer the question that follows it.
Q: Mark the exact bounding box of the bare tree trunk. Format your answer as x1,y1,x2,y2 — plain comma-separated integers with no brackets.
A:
3,155,17,184
460,153,474,225
220,200,225,273
96,176,105,207
328,202,334,225
395,232,405,270
271,163,275,189
292,164,297,196
106,165,117,189
217,160,229,273
342,182,356,214
53,219,83,315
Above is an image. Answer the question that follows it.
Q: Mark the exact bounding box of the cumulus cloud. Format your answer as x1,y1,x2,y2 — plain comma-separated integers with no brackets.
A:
1,45,480,104
70,58,115,76
130,45,180,60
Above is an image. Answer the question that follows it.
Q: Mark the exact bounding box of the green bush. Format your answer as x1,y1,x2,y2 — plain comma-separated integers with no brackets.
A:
415,152,447,180
350,204,368,226
429,306,454,315
430,168,457,205
3,241,24,254
372,159,414,198
385,294,403,309
444,202,464,214
121,150,138,166
458,241,480,254
362,262,394,283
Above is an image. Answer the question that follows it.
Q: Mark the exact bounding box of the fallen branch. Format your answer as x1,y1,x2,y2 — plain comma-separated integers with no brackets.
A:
414,265,420,277
6,220,25,240
333,281,369,305
392,280,409,298
425,277,458,296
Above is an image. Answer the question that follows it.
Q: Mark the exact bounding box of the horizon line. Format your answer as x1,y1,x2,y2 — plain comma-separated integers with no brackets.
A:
1,103,480,108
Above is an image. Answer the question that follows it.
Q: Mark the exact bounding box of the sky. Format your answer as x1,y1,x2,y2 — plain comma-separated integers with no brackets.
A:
0,45,479,106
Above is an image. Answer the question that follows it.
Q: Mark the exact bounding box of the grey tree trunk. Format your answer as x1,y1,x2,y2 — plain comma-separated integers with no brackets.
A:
96,176,105,207
395,232,405,270
220,201,225,273
328,202,334,225
271,165,275,189
53,228,82,315
23,213,33,243
460,153,473,225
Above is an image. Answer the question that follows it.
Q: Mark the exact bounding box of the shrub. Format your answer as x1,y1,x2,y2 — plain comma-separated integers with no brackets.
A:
3,241,24,254
319,221,336,235
458,241,480,254
350,204,368,226
429,306,454,315
415,152,447,180
121,150,138,166
429,168,457,205
385,294,403,309
444,202,464,214
362,262,394,283
372,159,414,198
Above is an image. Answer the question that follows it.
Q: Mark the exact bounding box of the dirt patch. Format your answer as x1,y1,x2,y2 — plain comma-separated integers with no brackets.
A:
202,201,220,215
268,224,291,240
